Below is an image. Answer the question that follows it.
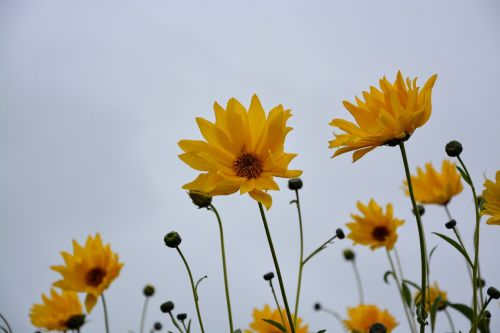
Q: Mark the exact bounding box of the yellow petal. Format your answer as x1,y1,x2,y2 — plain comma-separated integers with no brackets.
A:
85,293,98,313
249,190,272,209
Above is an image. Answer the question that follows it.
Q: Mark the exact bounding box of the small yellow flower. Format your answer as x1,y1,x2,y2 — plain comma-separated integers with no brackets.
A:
30,289,83,331
245,304,308,333
414,282,448,312
51,233,124,313
403,160,463,205
481,171,500,225
329,71,437,162
344,304,398,333
178,95,302,209
346,200,404,251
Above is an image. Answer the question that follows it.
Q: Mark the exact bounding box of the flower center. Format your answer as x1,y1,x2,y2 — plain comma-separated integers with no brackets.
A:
372,226,390,241
85,267,106,287
233,153,263,179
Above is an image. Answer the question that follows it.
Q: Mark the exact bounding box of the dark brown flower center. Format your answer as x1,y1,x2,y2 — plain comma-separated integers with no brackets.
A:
85,267,106,287
372,226,390,242
233,153,263,179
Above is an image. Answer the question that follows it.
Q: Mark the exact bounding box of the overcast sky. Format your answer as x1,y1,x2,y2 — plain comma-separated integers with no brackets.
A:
1,1,499,332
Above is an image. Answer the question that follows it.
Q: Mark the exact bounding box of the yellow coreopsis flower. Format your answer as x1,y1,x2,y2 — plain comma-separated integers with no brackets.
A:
178,95,302,209
344,304,398,333
329,71,437,162
403,160,463,205
30,289,84,331
51,233,124,312
481,171,500,225
245,304,308,333
414,282,448,312
346,200,404,251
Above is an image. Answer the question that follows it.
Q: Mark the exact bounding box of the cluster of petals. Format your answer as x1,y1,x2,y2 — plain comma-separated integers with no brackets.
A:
415,282,448,312
343,304,398,332
245,304,308,333
481,170,500,225
29,289,83,331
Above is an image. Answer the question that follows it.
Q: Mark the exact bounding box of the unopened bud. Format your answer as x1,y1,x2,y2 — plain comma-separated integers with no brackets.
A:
263,272,275,281
445,141,463,157
177,313,187,321
188,190,212,208
164,232,182,248
288,178,303,190
336,228,345,239
143,284,155,297
153,322,162,331
413,205,425,216
487,287,500,299
160,301,175,313
313,303,322,311
343,249,355,261
445,220,457,229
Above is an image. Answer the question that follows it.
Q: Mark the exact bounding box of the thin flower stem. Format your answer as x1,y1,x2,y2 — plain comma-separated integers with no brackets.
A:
451,226,474,285
269,280,286,327
292,189,305,328
399,142,428,333
394,247,405,282
444,204,453,221
444,309,456,333
0,326,8,333
168,312,184,333
139,297,149,333
351,260,365,304
302,234,339,265
477,296,492,322
457,155,480,333
318,306,347,333
258,202,296,333
181,320,189,333
101,294,110,333
387,250,417,333
176,247,205,333
209,204,234,333
0,313,12,333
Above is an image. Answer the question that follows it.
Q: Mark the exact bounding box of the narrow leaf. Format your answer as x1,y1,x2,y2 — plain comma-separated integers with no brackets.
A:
430,296,442,332
402,282,413,308
432,232,473,267
262,319,287,332
447,302,473,321
383,270,395,284
403,279,421,291
456,165,472,185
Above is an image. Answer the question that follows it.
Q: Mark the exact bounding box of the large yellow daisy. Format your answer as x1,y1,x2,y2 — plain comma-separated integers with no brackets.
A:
30,289,84,331
481,171,500,225
403,160,463,205
245,304,308,333
344,304,398,333
51,233,124,312
414,282,448,312
346,200,404,251
178,95,302,209
329,71,437,162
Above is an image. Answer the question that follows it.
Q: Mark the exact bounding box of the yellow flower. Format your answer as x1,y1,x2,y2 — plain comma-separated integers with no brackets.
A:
51,233,124,313
178,95,302,209
346,200,404,251
30,289,84,331
414,282,448,312
481,171,500,225
245,304,308,333
329,71,437,162
344,304,398,333
403,160,463,205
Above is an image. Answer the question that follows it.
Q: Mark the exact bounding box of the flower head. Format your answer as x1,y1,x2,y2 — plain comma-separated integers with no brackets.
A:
344,304,398,333
346,200,404,251
403,160,463,205
30,289,84,331
245,304,308,333
481,171,500,225
329,71,437,162
414,282,448,311
178,95,302,209
51,233,123,313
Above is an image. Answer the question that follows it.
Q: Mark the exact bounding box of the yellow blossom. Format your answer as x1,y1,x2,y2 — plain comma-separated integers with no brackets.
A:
178,95,302,209
245,304,308,333
329,71,437,162
346,200,404,251
415,282,448,312
481,171,500,225
30,289,84,331
344,304,398,333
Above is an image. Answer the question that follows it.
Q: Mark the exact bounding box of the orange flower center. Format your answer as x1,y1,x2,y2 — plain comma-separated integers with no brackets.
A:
233,153,263,179
85,267,106,287
372,226,390,241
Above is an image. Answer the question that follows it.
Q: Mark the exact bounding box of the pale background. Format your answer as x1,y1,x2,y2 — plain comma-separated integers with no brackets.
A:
1,0,499,332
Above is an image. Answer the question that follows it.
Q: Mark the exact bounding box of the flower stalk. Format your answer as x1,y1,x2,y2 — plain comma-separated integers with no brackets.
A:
292,188,305,328
101,294,110,333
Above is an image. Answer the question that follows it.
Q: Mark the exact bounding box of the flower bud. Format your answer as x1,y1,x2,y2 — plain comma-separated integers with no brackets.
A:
445,219,457,229
336,228,345,240
412,205,425,217
487,287,500,299
160,301,175,313
188,190,212,208
66,314,86,330
153,322,162,330
485,310,491,319
313,302,322,311
143,284,155,297
164,232,182,248
369,323,387,333
343,249,355,261
477,278,486,288
288,178,303,190
176,313,187,321
263,272,275,281
445,140,463,157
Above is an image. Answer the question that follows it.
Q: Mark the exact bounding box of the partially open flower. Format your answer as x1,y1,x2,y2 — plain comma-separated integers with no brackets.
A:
481,171,500,225
344,304,398,333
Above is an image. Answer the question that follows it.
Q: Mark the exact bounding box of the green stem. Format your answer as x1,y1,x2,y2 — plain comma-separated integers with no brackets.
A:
457,155,480,333
181,320,189,333
101,294,110,333
318,306,347,333
444,309,456,333
477,296,492,322
0,314,12,333
269,280,286,327
302,234,340,265
176,247,205,333
394,247,406,283
444,204,453,221
258,202,296,333
351,260,365,304
168,312,184,333
451,226,474,286
292,189,304,328
399,142,428,333
0,326,9,333
209,204,234,333
139,297,149,333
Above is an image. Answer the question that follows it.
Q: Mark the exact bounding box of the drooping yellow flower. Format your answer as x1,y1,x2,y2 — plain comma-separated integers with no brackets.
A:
344,304,398,333
51,233,124,313
30,289,84,331
329,71,437,162
403,160,463,205
481,171,500,225
346,200,404,251
414,282,448,312
178,95,302,209
245,304,308,333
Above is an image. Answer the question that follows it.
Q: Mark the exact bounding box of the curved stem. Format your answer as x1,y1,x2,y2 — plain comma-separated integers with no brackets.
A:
0,326,8,333
176,247,205,333
258,202,296,333
139,297,149,333
351,260,365,304
302,233,340,265
0,314,12,333
209,204,234,333
318,306,347,333
292,189,304,328
269,280,286,327
399,142,428,333
444,309,456,333
101,294,110,333
168,312,184,333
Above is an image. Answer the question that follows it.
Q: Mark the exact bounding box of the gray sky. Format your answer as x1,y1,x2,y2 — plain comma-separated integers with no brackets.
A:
1,0,499,332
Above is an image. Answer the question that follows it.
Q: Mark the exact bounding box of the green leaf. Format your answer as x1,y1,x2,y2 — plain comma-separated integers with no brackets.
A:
456,165,472,186
428,245,438,265
429,296,442,332
383,270,395,284
262,319,287,332
403,279,421,291
316,330,327,333
402,282,413,308
432,232,473,267
289,199,298,205
447,302,473,321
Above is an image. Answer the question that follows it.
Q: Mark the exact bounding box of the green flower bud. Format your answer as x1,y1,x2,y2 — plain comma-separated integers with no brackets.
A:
445,140,463,157
288,178,303,190
336,228,345,239
487,287,500,299
143,284,155,297
343,248,355,261
153,322,162,330
263,272,275,281
176,313,187,321
160,301,175,313
188,190,212,208
164,232,182,248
